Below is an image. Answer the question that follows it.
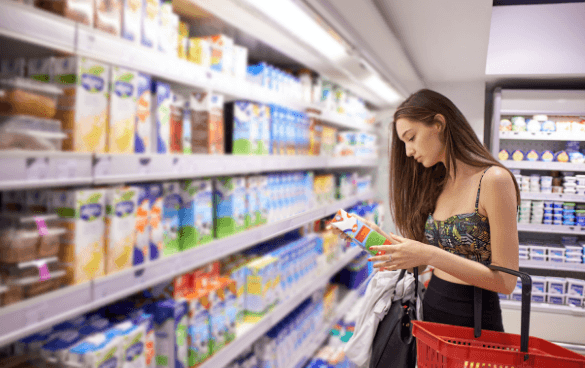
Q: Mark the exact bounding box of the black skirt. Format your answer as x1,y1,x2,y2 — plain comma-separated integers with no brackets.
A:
422,273,504,332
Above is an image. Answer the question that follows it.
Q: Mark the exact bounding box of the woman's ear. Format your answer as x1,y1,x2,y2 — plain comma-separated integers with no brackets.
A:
434,114,446,133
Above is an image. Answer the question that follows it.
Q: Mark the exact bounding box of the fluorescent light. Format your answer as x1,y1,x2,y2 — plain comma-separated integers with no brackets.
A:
242,0,348,62
362,75,403,104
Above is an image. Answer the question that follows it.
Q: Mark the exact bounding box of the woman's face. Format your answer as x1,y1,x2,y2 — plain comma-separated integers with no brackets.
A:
395,117,445,167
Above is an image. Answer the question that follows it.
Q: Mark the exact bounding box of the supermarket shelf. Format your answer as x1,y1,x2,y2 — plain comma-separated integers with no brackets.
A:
520,192,585,202
199,247,364,368
520,260,585,273
93,154,378,184
500,131,585,141
501,160,585,172
307,112,375,132
500,110,585,117
0,151,93,190
517,223,585,235
0,191,373,346
500,300,585,317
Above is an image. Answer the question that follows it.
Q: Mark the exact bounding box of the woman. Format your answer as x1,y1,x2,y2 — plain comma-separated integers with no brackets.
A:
346,89,520,331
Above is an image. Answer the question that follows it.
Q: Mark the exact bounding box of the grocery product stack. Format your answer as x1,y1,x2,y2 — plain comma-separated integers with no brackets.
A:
500,275,585,308
517,237,585,264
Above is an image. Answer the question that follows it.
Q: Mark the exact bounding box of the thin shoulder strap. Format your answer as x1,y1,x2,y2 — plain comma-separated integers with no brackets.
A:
475,167,491,210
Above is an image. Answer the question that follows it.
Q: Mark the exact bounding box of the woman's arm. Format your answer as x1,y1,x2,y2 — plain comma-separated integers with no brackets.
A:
371,167,519,294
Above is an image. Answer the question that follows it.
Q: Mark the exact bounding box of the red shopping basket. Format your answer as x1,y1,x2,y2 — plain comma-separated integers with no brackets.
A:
412,265,585,368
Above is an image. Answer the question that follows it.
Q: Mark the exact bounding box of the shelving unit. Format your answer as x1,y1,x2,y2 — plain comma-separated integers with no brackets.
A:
519,192,585,202
199,247,363,368
519,260,585,273
501,160,585,172
500,300,585,317
500,131,585,141
517,224,585,235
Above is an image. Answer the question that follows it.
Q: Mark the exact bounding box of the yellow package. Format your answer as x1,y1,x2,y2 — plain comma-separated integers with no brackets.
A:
178,21,189,59
105,186,138,275
53,56,110,153
108,67,137,153
53,188,106,285
187,38,211,67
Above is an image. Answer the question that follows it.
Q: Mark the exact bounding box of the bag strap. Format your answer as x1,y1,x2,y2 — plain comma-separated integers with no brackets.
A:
392,268,419,316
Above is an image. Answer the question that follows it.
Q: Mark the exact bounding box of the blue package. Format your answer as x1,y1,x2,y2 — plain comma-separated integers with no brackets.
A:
532,294,546,303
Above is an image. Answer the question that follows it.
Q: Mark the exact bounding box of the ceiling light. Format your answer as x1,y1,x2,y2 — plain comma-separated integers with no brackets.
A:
241,0,348,62
362,75,403,105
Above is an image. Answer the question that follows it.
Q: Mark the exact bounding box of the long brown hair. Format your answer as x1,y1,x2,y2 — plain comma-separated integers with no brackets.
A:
390,89,520,242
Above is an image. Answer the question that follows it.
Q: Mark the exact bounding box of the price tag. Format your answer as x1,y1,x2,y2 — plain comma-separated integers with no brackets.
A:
134,269,146,285
25,302,48,326
26,157,49,181
93,156,111,177
205,71,213,80
138,158,151,176
56,159,78,179
78,32,96,53
172,157,181,175
34,217,49,236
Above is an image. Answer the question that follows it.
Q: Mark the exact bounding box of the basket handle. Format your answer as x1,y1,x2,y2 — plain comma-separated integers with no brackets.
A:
483,265,532,360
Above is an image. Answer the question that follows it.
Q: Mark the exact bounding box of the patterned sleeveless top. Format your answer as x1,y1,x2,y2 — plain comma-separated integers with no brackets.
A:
424,168,492,265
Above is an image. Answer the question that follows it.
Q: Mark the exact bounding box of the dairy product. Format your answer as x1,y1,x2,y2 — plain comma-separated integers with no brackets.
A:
162,182,182,257
214,177,247,238
105,186,138,275
95,0,122,36
153,299,188,368
41,329,84,365
258,175,269,225
245,256,277,323
109,67,137,153
122,0,142,42
229,265,246,324
207,282,228,354
206,34,234,74
158,1,173,53
185,289,211,366
179,179,213,250
246,176,260,227
27,57,53,83
118,321,147,368
330,209,390,256
225,101,252,154
53,56,110,153
141,0,159,48
187,38,211,67
135,73,152,153
152,81,172,153
232,45,248,79
182,105,191,154
221,278,238,343
257,104,270,155
54,189,106,285
134,313,155,368
189,92,224,154
133,186,149,266
148,184,163,261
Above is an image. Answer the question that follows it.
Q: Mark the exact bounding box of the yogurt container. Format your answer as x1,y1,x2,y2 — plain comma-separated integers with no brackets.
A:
543,214,553,222
531,292,546,303
553,201,564,209
531,255,547,262
541,176,553,186
567,296,583,307
567,279,584,296
564,176,577,184
552,186,563,193
553,220,563,226
576,175,585,186
546,277,567,294
576,185,585,195
550,256,564,263
564,188,577,194
540,187,552,194
511,291,522,302
547,295,565,305
564,202,576,210
543,219,553,225
549,247,565,257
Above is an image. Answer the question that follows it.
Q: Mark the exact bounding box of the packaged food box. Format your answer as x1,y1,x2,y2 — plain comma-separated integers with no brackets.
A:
214,177,247,238
134,313,155,368
246,176,259,228
158,1,177,54
220,278,238,343
27,57,54,83
179,179,213,250
95,0,122,36
330,209,390,256
53,56,110,153
224,101,253,155
189,92,224,154
229,265,246,324
40,329,85,365
0,77,62,119
257,175,269,226
205,34,234,74
177,21,189,60
257,104,271,156
105,186,137,275
232,45,248,79
207,281,229,354
134,185,150,266
244,256,277,323
170,93,184,153
135,72,152,153
121,0,142,42
141,0,159,48
117,320,147,368
108,66,136,153
162,181,182,257
148,184,163,261
152,299,189,368
187,38,211,67
54,188,106,285
66,328,124,368
36,0,94,26
152,81,172,153
185,288,211,366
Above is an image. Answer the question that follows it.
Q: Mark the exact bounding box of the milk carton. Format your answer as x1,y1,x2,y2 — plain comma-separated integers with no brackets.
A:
66,330,122,368
105,186,138,275
257,104,270,156
53,56,110,152
122,0,142,42
153,299,189,368
135,73,152,153
186,289,211,366
161,182,182,257
179,179,200,251
229,266,246,324
109,67,137,153
148,184,164,261
134,313,155,368
54,189,106,285
40,329,84,365
257,175,269,226
245,256,277,323
134,185,150,266
152,81,172,153
179,179,213,250
214,177,247,238
246,176,259,228
225,101,252,155
189,92,224,154
117,321,147,368
206,34,234,74
141,0,159,48
221,278,238,343
207,282,228,354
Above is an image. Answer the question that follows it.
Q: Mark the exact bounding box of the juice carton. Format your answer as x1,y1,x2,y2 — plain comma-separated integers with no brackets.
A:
179,179,213,250
135,73,152,153
205,34,234,74
187,38,211,67
246,176,259,227
170,94,184,154
95,0,122,36
162,182,182,257
122,0,142,42
232,45,248,79
177,21,189,60
185,289,211,366
257,175,269,225
27,57,53,83
158,1,173,53
250,103,260,155
330,209,390,256
182,103,191,154
153,299,189,368
134,185,150,266
53,56,110,153
257,104,270,156
105,186,138,275
141,0,159,48
152,81,172,153
244,256,277,323
116,321,147,368
206,281,228,354
109,66,137,153
148,184,163,261
229,265,246,324
189,92,224,154
54,189,106,285
134,313,155,368
224,101,252,155
214,177,247,238
221,278,238,343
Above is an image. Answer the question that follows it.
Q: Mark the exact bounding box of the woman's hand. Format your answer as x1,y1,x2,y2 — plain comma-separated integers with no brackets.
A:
369,233,434,271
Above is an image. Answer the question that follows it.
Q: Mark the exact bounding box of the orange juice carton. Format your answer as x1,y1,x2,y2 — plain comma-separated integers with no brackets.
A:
185,289,211,366
187,38,211,67
105,186,137,275
135,72,152,153
53,188,106,285
141,0,159,49
108,66,137,153
53,56,110,153
330,209,390,256
95,0,122,36
122,0,142,42
147,183,163,261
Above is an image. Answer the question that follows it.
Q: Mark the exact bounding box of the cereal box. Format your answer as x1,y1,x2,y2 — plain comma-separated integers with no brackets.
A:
135,73,152,153
162,182,182,257
109,67,137,153
105,186,138,275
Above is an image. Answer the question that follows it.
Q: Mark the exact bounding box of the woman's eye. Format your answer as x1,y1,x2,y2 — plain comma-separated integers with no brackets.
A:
409,136,415,142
